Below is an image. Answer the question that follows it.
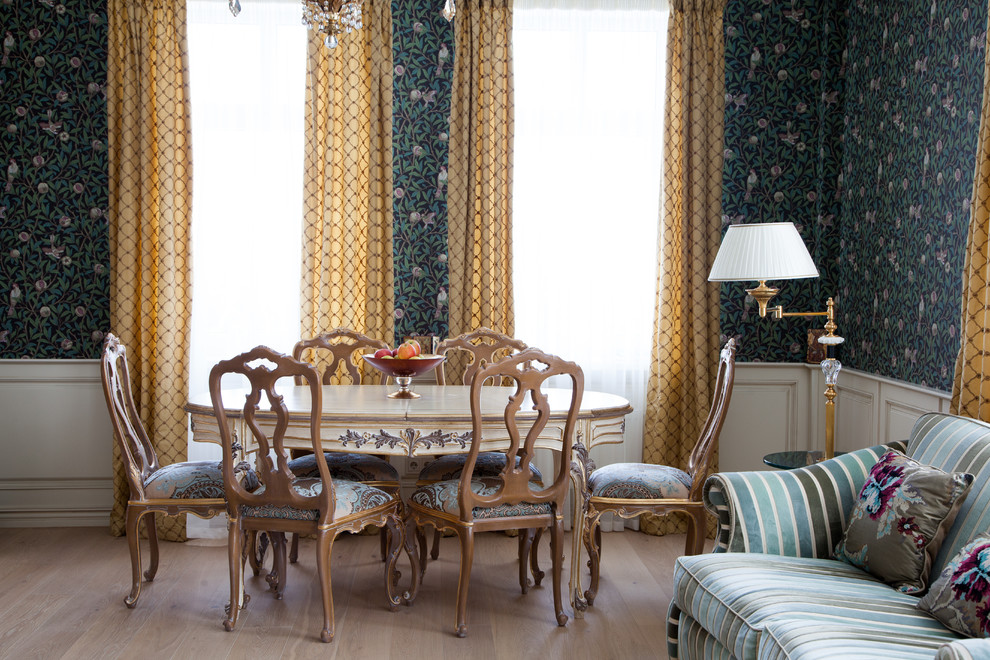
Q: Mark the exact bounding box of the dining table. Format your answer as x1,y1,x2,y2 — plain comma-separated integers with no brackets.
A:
186,383,632,617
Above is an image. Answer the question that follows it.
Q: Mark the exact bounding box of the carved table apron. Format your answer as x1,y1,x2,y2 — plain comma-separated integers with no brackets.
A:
186,384,632,617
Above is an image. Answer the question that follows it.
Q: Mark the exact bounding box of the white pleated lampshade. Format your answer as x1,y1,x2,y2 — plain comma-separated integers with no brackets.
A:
708,222,820,282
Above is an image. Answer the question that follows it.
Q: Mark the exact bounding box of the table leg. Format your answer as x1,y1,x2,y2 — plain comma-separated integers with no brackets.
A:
568,472,588,618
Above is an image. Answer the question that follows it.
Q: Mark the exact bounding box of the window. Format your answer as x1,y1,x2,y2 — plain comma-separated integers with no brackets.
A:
512,0,668,529
186,0,307,536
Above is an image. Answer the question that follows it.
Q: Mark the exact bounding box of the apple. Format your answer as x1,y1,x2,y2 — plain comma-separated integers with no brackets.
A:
396,342,418,360
373,348,392,359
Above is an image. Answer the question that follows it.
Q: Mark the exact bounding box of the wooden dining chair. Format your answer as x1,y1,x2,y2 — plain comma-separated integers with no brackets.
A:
415,328,544,562
405,347,584,637
100,333,240,608
286,328,401,563
574,338,736,606
209,346,410,643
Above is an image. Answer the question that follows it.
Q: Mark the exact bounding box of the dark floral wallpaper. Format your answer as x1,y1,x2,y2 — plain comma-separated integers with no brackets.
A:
719,0,847,363
719,0,986,393
392,0,452,339
0,0,109,358
836,0,985,391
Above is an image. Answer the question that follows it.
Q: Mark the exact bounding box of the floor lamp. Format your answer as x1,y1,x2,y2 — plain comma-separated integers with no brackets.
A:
708,222,845,460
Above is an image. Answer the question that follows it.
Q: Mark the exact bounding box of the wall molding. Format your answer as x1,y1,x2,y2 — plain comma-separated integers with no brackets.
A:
719,363,951,473
0,360,113,529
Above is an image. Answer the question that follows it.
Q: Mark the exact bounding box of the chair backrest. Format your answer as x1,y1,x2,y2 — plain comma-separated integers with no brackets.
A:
437,327,528,387
210,346,336,523
292,328,389,385
100,333,158,499
457,347,584,520
686,338,737,500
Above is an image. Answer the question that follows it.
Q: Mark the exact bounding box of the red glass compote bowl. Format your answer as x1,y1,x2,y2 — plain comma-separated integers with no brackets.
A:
363,354,445,399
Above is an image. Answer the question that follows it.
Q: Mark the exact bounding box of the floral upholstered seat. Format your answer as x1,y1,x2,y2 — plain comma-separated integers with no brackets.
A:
411,477,552,519
288,452,399,484
587,463,691,500
142,461,226,499
417,454,544,486
241,478,392,521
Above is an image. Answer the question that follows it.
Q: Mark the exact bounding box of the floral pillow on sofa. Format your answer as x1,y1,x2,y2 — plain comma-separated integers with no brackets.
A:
918,532,990,637
834,449,973,594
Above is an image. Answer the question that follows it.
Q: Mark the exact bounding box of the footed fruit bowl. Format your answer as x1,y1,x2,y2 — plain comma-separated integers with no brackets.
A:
363,354,444,399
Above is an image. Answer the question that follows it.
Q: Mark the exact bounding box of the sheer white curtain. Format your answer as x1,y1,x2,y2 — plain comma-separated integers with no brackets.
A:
513,0,668,529
186,0,307,535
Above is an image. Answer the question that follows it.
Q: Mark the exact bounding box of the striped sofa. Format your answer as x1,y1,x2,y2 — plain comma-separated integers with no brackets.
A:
667,412,990,660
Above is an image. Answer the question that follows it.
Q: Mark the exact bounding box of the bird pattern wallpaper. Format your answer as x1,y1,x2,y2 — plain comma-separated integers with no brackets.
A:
719,0,985,393
0,0,986,396
392,0,453,340
0,0,110,358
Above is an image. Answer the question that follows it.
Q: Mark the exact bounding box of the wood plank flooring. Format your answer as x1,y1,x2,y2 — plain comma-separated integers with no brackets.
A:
0,526,698,659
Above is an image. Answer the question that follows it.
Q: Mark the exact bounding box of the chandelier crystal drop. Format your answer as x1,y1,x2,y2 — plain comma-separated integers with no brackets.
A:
302,0,364,49
228,0,241,17
442,0,455,22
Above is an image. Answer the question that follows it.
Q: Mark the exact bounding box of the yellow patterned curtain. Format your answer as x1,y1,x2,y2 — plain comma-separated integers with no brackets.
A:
952,16,990,420
106,0,193,541
446,0,514,377
301,0,394,352
641,0,726,537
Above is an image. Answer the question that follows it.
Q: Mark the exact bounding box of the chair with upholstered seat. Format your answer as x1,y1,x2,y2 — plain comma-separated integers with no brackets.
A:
575,338,736,606
101,333,241,608
286,328,401,563
210,346,410,642
405,347,584,637
416,328,542,561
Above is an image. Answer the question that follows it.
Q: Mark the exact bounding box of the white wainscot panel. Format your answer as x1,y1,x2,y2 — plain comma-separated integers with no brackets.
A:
718,364,807,473
0,360,113,527
743,364,951,464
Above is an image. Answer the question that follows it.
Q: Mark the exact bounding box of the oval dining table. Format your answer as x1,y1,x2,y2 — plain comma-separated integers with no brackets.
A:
186,383,632,617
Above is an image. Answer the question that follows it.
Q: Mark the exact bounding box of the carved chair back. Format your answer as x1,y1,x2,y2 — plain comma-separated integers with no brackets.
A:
100,333,159,499
457,347,584,521
210,346,336,524
292,328,389,385
437,327,528,387
685,338,737,501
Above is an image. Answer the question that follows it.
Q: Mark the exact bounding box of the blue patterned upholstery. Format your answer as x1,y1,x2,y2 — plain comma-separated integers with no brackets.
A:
417,452,544,486
667,413,990,660
143,461,227,499
410,477,551,519
588,463,691,499
241,478,391,520
287,452,399,484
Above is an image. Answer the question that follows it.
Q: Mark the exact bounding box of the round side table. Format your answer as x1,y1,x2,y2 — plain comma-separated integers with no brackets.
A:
763,450,845,470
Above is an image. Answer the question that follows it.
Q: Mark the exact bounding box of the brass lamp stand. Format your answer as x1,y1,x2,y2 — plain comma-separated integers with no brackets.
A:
748,283,844,460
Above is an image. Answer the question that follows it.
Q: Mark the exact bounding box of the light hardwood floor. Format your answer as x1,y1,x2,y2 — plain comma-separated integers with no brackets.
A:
0,526,698,659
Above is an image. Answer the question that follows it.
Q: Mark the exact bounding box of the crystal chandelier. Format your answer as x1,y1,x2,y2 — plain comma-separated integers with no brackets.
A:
302,0,364,49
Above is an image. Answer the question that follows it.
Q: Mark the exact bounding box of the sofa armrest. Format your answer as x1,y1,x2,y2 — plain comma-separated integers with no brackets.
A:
703,443,903,557
936,639,990,660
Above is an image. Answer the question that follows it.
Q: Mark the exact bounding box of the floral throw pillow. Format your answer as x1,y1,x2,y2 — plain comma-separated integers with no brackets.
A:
833,449,973,594
918,533,990,637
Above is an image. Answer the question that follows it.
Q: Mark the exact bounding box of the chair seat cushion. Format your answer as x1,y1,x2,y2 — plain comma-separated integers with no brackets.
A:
417,452,544,486
588,463,691,500
410,477,551,519
143,461,227,499
287,452,399,484
241,478,391,521
675,552,960,659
